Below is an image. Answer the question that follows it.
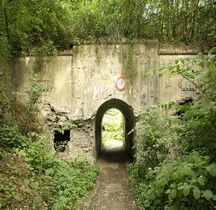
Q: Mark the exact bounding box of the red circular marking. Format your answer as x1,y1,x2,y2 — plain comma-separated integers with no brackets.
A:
116,76,126,91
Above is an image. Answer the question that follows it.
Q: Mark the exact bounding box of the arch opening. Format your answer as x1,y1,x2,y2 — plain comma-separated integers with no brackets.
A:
101,108,125,152
95,99,136,161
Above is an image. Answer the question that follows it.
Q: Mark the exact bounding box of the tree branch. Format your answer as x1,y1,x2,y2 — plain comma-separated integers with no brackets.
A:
174,2,215,26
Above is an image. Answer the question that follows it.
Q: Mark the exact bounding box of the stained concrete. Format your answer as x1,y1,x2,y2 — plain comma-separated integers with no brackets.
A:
0,42,198,160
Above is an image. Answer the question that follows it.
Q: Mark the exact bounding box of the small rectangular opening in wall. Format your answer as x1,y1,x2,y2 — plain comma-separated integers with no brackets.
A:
54,129,70,152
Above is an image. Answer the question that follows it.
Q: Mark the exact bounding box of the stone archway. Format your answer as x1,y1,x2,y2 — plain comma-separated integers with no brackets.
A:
95,98,136,160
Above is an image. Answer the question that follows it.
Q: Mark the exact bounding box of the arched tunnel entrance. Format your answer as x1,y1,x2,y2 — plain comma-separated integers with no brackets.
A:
95,98,136,161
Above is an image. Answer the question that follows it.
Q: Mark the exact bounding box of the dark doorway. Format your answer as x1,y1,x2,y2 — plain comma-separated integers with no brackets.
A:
54,129,70,152
95,99,136,161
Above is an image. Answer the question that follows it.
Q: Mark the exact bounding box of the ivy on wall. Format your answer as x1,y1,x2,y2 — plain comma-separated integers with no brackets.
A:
124,44,138,84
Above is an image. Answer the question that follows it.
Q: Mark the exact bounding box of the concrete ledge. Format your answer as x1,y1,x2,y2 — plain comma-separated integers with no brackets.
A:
77,38,159,45
159,47,208,55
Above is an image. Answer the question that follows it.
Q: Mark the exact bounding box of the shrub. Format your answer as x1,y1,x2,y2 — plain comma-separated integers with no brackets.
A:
0,126,29,149
180,100,216,160
21,137,58,173
135,105,181,168
0,177,22,209
18,136,99,209
130,152,216,210
43,157,99,210
130,54,216,210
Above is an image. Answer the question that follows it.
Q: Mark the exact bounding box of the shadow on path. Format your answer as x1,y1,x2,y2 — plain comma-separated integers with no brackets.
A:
84,146,138,210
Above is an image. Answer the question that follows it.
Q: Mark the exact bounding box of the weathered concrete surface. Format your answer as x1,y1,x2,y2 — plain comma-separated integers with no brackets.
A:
159,55,196,104
0,42,198,160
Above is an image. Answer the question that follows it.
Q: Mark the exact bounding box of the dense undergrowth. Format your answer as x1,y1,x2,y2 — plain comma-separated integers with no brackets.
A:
129,54,216,210
0,77,99,209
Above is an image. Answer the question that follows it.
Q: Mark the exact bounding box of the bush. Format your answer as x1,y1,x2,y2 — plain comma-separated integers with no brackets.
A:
0,177,22,209
130,54,216,210
0,126,29,149
43,157,99,210
18,137,99,209
21,138,58,173
130,152,216,210
135,105,181,168
181,100,216,160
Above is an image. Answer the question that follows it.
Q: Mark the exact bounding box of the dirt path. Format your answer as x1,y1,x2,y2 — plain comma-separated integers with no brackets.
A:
83,147,138,210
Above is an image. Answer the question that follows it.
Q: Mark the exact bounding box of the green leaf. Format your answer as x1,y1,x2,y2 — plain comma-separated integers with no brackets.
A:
14,193,23,201
183,184,190,196
30,181,39,191
45,168,54,176
168,205,178,210
176,171,183,179
171,172,178,180
206,163,216,176
166,189,171,194
182,166,191,175
203,189,213,200
24,179,30,186
170,189,177,199
193,188,200,200
178,184,184,190
197,176,206,186
179,205,188,210
160,177,168,186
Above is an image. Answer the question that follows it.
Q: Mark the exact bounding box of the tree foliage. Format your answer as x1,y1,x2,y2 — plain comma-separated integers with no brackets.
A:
0,0,215,58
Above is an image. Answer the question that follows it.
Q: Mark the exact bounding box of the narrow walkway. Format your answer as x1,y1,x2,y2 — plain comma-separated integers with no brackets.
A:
84,147,138,210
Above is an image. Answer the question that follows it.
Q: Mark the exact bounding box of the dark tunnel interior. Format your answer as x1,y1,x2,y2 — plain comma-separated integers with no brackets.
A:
95,98,136,161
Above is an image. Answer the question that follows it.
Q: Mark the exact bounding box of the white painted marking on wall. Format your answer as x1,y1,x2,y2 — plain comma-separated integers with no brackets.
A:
93,86,97,100
111,67,117,75
129,85,132,95
25,57,30,66
93,86,104,100
63,80,73,84
100,87,103,95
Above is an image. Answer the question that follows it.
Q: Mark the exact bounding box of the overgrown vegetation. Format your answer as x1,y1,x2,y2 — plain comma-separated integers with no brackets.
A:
0,76,99,209
102,108,125,150
129,53,216,209
124,44,138,84
0,0,216,209
0,0,215,60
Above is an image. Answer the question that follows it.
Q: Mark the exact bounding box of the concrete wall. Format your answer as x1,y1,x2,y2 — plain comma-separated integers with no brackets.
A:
0,41,198,160
159,46,198,104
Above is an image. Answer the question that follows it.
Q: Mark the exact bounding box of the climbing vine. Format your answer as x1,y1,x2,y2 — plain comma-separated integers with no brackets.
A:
124,44,138,84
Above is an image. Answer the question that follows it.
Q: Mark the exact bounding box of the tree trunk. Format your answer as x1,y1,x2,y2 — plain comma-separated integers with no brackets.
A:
3,1,11,44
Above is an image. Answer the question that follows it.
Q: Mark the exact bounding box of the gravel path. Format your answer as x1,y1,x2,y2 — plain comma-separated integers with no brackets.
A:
83,146,138,210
